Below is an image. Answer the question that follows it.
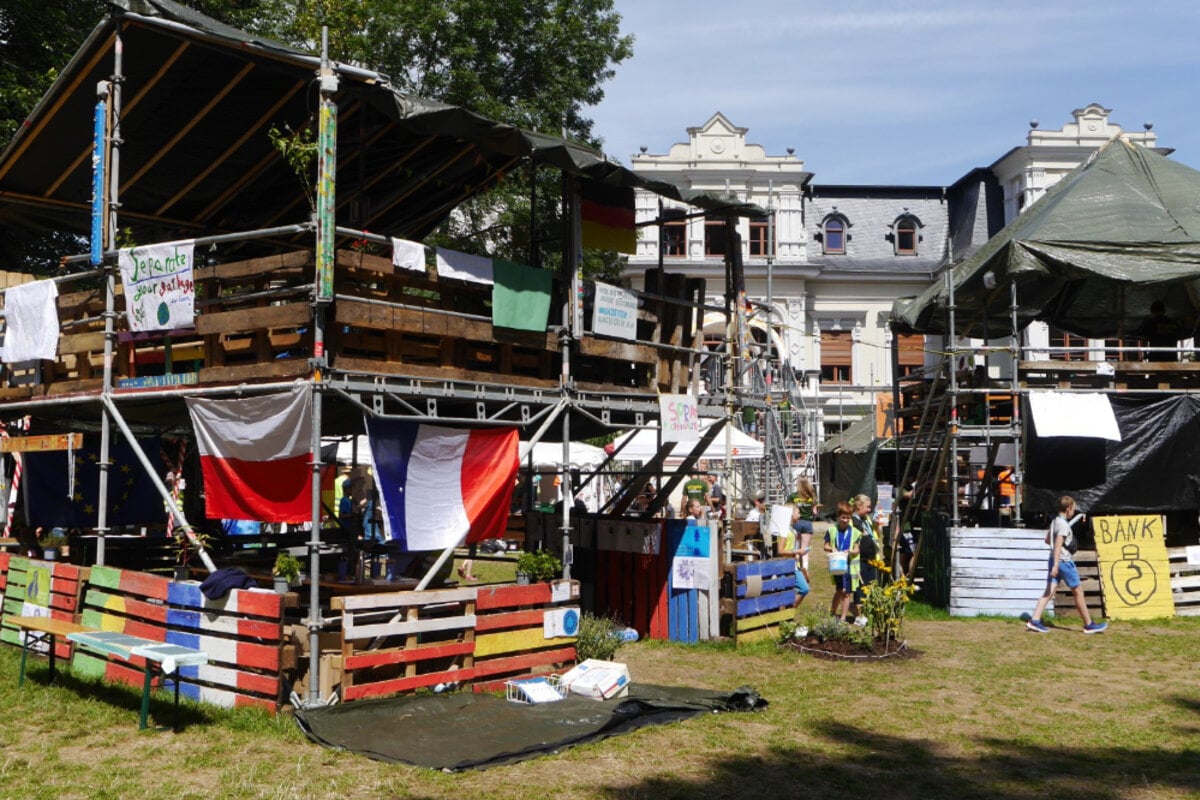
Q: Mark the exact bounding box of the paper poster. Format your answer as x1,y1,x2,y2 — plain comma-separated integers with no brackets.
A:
766,505,795,552
592,282,637,340
1092,515,1175,620
659,394,700,443
672,556,710,590
543,607,580,638
677,520,711,558
118,240,195,332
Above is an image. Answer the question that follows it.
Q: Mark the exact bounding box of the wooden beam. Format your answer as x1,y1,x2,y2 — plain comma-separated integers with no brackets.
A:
0,433,84,453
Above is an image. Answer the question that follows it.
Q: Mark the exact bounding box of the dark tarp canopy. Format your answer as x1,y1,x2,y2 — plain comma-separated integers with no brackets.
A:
1024,394,1200,515
817,413,881,515
0,0,760,258
892,140,1200,339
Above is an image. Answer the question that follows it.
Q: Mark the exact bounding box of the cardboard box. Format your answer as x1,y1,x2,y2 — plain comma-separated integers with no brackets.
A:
557,658,630,700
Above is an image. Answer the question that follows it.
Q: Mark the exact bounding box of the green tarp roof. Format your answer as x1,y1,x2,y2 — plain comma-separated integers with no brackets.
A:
892,140,1200,338
0,0,759,252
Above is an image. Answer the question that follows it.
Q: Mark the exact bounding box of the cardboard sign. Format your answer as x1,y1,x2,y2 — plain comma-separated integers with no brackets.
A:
1092,515,1175,620
658,394,700,443
592,282,637,340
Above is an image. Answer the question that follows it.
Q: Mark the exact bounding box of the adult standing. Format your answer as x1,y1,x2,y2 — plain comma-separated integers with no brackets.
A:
705,472,725,517
850,493,883,624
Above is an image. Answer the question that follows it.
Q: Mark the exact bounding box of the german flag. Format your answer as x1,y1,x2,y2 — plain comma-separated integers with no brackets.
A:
581,181,637,254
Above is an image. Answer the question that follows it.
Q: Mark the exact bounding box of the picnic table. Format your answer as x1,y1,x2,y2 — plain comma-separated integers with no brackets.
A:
66,630,209,731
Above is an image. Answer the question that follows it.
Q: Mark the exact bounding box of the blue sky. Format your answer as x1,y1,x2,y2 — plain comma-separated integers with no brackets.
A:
588,1,1200,185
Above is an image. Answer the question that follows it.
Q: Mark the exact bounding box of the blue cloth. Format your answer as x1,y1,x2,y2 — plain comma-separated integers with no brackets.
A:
794,566,810,597
199,567,258,600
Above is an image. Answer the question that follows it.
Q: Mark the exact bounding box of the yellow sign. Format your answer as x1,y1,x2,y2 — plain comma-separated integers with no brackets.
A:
0,433,83,453
1092,515,1175,620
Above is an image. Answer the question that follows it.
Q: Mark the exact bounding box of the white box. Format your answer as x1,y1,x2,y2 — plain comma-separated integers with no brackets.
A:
556,658,630,700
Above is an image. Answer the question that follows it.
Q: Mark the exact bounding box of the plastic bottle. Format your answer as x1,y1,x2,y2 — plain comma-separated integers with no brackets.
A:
612,627,639,642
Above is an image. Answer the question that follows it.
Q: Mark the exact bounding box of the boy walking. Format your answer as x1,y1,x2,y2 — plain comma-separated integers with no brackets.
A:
1026,495,1108,634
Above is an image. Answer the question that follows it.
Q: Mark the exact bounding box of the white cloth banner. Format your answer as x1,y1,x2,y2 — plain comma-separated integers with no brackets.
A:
1028,390,1122,441
658,394,701,443
391,238,427,271
592,282,637,340
0,279,59,362
435,247,494,285
118,240,195,332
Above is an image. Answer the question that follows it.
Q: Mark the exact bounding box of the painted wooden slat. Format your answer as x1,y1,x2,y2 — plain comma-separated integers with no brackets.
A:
735,575,794,598
735,590,795,617
344,612,476,641
471,646,576,680
343,665,470,701
165,608,281,640
84,588,169,624
344,640,474,671
734,558,796,581
88,565,170,601
167,581,285,618
475,582,552,611
734,606,793,635
334,586,478,612
186,662,280,697
473,627,575,659
474,608,546,633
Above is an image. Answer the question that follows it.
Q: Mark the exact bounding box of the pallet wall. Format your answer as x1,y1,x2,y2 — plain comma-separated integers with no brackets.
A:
949,527,1066,618
720,558,796,643
0,556,89,662
73,566,290,711
1168,545,1200,616
334,580,579,702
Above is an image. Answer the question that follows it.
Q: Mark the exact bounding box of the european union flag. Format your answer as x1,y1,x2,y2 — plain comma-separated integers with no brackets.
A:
22,436,162,527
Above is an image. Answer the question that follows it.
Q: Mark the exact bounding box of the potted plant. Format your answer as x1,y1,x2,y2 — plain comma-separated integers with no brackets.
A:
516,549,562,584
38,527,67,562
173,527,211,581
273,551,303,593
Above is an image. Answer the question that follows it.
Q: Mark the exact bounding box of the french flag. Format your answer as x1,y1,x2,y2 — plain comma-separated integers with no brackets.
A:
365,419,517,551
186,388,313,523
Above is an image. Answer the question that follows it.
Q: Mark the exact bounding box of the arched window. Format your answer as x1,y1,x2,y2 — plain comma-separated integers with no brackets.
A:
822,215,848,255
891,213,922,255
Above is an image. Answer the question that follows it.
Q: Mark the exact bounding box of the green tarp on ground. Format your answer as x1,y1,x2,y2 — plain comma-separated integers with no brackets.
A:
295,684,767,771
893,140,1200,338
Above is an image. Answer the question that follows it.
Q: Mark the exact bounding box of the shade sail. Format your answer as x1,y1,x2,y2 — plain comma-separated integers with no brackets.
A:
0,0,761,260
607,421,764,462
893,140,1200,338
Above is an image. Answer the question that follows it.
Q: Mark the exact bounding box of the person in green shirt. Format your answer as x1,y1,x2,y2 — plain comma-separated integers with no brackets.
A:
683,474,708,508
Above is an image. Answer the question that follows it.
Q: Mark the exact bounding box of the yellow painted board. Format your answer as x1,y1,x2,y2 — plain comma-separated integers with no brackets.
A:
1093,515,1176,620
474,627,575,659
734,607,794,638
0,433,83,453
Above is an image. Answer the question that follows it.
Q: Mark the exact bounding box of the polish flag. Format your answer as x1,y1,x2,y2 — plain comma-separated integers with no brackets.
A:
365,418,517,551
186,388,313,522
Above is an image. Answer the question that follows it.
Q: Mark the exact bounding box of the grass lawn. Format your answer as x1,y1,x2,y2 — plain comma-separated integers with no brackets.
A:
4,559,1198,799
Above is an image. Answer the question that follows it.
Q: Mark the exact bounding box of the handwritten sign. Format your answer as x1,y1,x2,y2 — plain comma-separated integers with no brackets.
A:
1092,515,1175,620
592,282,637,340
118,240,195,332
659,394,700,443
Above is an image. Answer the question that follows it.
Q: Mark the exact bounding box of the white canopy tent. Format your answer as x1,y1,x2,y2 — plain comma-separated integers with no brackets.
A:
606,420,764,462
519,440,608,468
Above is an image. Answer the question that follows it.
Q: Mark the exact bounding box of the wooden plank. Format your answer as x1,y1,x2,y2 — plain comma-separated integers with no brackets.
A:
343,640,474,671
735,575,794,598
194,303,311,336
474,627,574,659
734,558,796,581
57,332,106,356
474,583,552,611
471,646,576,680
343,612,476,641
474,608,547,633
735,591,795,617
194,250,312,281
197,359,311,383
334,586,478,611
342,665,469,701
734,606,793,636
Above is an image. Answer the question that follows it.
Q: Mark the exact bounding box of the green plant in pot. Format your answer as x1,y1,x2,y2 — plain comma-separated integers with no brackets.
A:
515,549,561,583
273,551,303,593
38,528,67,561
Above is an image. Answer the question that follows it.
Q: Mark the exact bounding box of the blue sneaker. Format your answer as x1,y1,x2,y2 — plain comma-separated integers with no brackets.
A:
1083,621,1108,634
1026,619,1049,633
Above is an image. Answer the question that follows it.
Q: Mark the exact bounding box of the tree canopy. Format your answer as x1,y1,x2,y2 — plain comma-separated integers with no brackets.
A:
0,0,633,273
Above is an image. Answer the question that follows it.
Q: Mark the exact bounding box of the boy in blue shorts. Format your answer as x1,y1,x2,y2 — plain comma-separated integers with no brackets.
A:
1026,495,1107,634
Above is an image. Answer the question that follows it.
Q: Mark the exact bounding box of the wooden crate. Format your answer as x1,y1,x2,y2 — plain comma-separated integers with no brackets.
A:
721,558,796,644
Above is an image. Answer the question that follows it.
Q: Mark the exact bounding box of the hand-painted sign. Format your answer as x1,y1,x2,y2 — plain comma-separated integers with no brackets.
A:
658,394,700,443
592,282,637,340
118,240,195,332
1092,515,1175,620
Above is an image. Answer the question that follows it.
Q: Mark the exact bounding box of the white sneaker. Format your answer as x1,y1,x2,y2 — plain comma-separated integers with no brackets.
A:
854,616,867,627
